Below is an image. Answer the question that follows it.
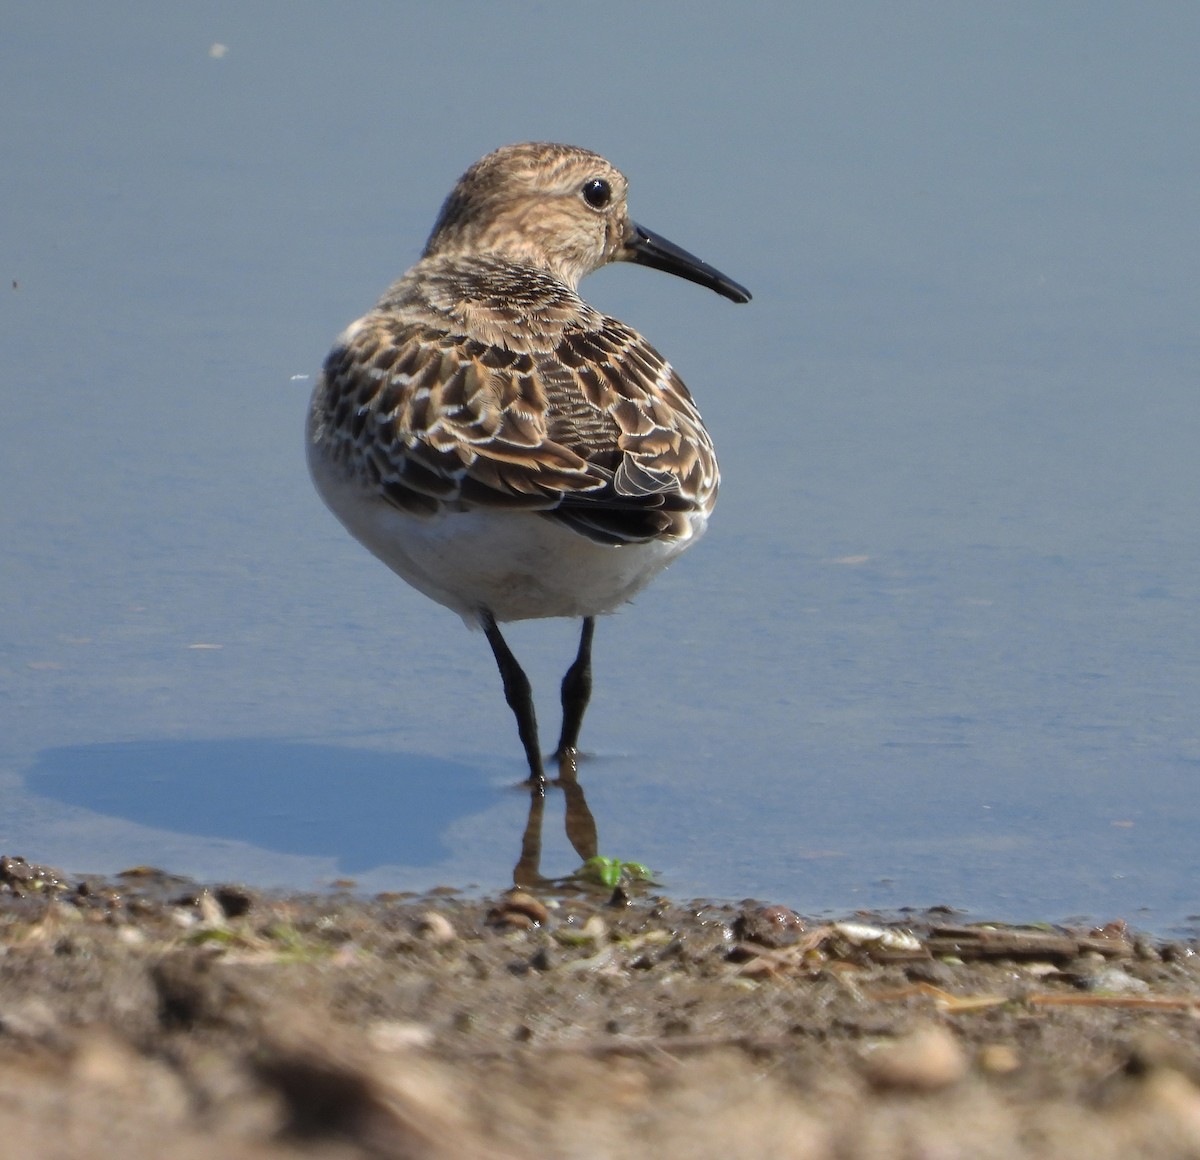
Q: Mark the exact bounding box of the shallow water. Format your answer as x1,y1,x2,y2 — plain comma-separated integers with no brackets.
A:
3,4,1198,930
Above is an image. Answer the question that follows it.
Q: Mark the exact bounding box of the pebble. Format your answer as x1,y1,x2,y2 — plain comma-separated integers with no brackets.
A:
416,911,457,945
732,904,806,948
367,1020,436,1052
486,891,549,930
862,1024,969,1092
214,885,254,918
978,1044,1021,1075
1081,966,1151,995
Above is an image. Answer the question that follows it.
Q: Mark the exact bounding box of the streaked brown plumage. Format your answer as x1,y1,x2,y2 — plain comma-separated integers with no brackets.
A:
307,142,749,786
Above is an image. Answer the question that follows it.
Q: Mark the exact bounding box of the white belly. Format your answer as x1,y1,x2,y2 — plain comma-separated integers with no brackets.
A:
309,451,706,625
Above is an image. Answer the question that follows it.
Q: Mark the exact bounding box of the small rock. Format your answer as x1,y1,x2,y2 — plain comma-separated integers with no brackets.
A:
0,855,35,885
978,1044,1021,1075
486,890,548,930
416,911,457,944
581,914,608,940
862,1024,969,1092
1081,966,1150,995
0,855,64,895
215,885,254,918
367,1020,436,1052
733,904,806,948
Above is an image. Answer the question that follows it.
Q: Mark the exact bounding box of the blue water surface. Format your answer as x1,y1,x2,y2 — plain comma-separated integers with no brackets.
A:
2,4,1198,930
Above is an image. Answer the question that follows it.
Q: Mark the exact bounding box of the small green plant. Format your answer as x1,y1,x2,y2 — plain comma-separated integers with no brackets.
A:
576,856,654,889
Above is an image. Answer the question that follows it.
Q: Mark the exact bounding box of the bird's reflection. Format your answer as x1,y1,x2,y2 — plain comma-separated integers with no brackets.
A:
512,751,598,887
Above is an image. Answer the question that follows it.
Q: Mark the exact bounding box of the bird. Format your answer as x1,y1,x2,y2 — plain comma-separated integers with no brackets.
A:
306,142,750,791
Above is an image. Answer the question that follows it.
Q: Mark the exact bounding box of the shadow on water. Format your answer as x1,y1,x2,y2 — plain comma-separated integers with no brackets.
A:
26,739,609,887
26,739,490,875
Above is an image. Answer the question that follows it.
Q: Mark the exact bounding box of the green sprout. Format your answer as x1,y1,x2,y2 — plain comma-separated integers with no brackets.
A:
577,856,655,889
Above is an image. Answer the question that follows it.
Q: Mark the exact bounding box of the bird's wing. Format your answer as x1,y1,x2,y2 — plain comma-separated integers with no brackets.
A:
542,318,718,543
313,313,717,544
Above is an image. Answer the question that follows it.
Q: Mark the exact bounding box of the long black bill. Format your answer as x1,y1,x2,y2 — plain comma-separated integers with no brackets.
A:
624,222,751,304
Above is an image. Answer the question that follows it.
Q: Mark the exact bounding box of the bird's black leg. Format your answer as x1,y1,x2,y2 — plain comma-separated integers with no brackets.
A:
555,616,595,771
481,611,546,791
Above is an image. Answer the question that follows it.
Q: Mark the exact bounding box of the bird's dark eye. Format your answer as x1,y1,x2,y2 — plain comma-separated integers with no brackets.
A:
581,178,612,209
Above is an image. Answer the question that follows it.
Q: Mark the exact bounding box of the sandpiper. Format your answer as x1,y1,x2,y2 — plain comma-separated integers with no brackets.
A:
307,142,750,789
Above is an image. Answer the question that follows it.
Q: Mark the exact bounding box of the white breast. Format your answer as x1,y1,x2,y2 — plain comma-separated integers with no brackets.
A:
308,446,706,626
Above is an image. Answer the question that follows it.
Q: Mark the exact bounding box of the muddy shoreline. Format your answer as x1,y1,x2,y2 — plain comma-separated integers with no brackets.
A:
2,853,1200,1158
